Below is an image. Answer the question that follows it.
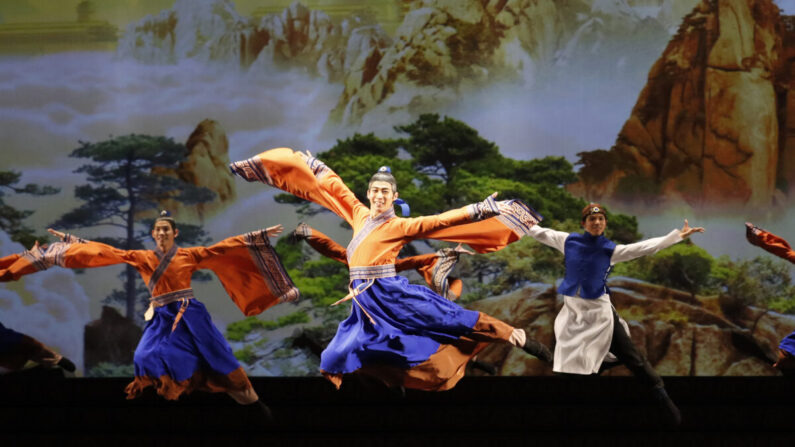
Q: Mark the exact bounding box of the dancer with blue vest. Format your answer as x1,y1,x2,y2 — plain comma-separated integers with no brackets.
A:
526,203,704,426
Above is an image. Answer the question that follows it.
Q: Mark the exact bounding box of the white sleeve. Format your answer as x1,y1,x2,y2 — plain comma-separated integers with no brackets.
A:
611,229,682,264
527,225,569,253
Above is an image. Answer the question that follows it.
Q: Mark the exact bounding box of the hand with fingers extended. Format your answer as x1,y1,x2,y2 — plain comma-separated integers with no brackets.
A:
24,240,48,252
295,149,312,161
47,228,67,241
266,224,284,238
470,192,502,221
453,243,475,256
679,219,705,239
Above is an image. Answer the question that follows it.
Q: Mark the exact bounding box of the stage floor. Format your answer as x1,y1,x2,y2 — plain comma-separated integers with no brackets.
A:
1,370,793,445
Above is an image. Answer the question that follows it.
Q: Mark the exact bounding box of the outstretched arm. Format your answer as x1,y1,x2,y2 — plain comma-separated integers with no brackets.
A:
1,229,139,282
419,199,543,253
745,222,795,264
526,225,569,253
401,193,502,238
611,220,704,263
45,228,140,268
230,148,367,226
189,226,299,316
291,223,348,265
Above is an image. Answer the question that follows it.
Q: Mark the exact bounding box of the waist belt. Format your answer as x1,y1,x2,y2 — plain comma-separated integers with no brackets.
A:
144,288,194,333
349,264,397,280
333,265,398,326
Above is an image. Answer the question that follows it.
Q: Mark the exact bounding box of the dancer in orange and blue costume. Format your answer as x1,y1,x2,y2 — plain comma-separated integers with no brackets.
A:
291,222,470,301
0,244,76,374
230,148,551,391
745,222,795,374
0,213,298,416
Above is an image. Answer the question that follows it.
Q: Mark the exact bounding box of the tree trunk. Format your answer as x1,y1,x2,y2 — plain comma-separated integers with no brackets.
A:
125,264,136,320
124,155,137,320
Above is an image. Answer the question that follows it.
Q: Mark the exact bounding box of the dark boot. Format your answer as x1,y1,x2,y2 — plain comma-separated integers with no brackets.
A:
57,357,76,373
244,399,274,425
652,387,681,427
523,338,553,363
389,385,406,399
597,359,621,374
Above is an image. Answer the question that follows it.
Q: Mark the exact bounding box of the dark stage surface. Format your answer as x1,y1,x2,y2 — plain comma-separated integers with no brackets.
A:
1,370,794,446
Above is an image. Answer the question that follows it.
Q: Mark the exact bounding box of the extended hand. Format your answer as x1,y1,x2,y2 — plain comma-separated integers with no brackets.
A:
47,228,67,241
266,224,284,237
680,219,705,239
745,222,764,246
453,243,475,256
745,222,761,236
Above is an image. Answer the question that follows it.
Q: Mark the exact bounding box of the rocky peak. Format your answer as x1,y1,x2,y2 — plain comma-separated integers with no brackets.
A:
570,0,790,211
153,119,236,222
115,0,697,131
116,0,248,65
116,0,389,81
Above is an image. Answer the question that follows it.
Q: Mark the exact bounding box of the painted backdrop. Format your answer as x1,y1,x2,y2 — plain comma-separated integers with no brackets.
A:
2,0,795,377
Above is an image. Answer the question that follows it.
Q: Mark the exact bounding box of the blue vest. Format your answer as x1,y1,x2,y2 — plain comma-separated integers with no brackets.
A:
557,232,617,299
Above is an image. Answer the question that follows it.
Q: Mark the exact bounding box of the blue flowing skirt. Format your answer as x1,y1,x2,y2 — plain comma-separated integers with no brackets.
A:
320,275,480,374
135,299,241,382
780,330,795,357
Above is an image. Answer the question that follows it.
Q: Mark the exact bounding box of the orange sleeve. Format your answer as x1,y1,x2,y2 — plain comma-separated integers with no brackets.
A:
416,200,542,254
0,253,22,270
0,252,33,282
230,148,366,226
395,253,437,272
396,251,463,300
188,230,299,316
398,207,474,240
0,239,142,282
59,241,144,269
304,227,348,265
747,227,795,264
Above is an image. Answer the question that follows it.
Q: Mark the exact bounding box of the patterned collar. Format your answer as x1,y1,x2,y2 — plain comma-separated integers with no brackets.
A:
346,208,397,263
369,207,396,224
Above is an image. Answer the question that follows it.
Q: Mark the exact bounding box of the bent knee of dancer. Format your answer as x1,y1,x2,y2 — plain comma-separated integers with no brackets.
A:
228,386,259,405
471,312,516,343
31,348,62,367
20,335,60,366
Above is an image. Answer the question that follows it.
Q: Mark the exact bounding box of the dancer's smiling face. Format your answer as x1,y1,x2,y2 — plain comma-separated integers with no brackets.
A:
582,213,607,237
367,180,397,217
151,220,179,252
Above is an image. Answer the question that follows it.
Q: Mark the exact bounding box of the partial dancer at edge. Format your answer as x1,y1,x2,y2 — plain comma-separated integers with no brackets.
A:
526,203,704,426
230,148,551,391
1,212,298,417
745,222,795,374
291,222,471,301
1,244,76,373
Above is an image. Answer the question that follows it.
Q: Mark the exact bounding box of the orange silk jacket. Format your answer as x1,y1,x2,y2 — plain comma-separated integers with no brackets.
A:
230,148,541,271
0,231,298,316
